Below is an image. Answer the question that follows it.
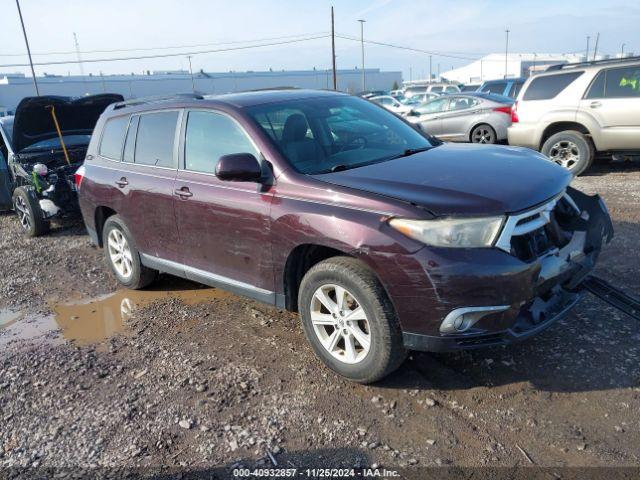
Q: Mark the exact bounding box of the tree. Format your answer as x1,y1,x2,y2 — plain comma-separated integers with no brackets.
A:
391,81,399,90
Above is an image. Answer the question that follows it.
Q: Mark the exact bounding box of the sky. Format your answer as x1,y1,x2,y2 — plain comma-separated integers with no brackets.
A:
0,0,638,80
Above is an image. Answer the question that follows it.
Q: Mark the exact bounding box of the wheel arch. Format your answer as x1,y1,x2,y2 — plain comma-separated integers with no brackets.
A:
539,122,593,150
94,206,117,248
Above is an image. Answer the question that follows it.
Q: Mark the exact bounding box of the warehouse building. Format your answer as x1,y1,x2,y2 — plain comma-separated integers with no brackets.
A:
0,67,402,112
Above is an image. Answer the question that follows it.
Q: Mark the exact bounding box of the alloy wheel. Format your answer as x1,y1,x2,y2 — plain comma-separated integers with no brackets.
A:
549,140,580,169
14,196,31,230
107,229,133,280
310,284,371,364
472,127,494,144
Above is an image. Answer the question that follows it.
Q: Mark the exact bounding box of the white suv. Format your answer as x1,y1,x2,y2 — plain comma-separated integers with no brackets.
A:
508,57,640,175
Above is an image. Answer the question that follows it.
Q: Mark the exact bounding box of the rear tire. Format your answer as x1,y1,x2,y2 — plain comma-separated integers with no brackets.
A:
12,186,49,237
102,215,157,289
298,257,406,384
471,124,497,144
541,130,593,176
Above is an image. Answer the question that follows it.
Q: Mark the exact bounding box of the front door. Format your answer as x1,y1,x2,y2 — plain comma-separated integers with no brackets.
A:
415,97,450,136
174,109,274,302
439,96,480,141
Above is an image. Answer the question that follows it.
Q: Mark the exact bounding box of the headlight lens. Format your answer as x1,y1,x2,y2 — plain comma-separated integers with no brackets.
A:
389,216,504,248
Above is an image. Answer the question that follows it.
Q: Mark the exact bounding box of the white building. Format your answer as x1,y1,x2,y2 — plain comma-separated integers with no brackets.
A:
439,53,628,85
0,68,402,112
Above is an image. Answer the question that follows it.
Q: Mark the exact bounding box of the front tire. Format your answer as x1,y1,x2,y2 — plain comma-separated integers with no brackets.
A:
12,186,49,237
541,130,594,176
298,257,406,383
102,215,157,289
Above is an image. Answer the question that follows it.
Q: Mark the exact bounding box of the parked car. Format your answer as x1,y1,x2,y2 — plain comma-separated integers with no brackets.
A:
0,94,123,236
78,89,612,383
405,93,513,144
404,83,460,98
479,78,526,99
369,95,413,115
401,92,440,105
508,57,640,175
358,90,386,99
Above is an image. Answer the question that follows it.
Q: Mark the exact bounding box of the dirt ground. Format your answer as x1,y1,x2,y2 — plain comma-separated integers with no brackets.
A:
0,161,639,478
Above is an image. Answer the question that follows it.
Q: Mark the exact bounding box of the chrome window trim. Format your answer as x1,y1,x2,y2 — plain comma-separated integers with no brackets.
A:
495,191,566,252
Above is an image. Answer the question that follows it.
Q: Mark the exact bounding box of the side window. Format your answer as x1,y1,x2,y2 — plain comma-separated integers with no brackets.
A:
523,72,583,100
585,70,606,99
604,66,640,98
184,111,258,174
509,82,523,98
482,82,507,95
134,111,179,168
430,86,443,93
449,97,478,111
416,98,449,114
122,115,139,163
99,116,129,160
252,108,311,142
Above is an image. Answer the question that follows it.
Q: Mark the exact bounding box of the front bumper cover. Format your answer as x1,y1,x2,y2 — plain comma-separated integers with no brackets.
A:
402,188,613,352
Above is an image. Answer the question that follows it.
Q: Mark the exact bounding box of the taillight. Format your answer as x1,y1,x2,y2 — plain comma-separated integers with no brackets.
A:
510,101,519,123
493,106,512,115
74,165,86,189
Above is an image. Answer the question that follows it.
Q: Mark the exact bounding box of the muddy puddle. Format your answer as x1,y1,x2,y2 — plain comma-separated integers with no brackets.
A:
0,282,230,348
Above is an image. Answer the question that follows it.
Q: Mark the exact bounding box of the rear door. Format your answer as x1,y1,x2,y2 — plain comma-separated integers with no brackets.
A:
439,96,481,140
173,109,274,301
579,66,640,149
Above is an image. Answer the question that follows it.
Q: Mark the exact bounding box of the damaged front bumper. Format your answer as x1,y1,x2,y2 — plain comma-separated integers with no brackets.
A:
403,187,614,352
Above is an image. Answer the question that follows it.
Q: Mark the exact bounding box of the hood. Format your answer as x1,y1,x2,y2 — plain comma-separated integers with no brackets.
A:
12,94,124,152
313,143,572,216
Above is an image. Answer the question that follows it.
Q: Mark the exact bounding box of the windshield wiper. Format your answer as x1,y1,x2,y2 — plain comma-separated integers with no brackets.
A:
331,164,348,172
387,146,433,160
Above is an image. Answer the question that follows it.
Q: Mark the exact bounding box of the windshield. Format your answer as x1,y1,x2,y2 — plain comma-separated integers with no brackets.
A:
246,96,433,175
21,134,91,152
0,119,13,146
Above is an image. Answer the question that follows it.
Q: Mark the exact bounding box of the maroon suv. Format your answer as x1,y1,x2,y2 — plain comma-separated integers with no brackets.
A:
77,90,613,383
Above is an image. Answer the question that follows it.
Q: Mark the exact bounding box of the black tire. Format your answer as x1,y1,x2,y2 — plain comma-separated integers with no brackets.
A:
298,257,406,384
541,130,594,176
102,215,157,289
12,186,49,237
470,124,497,144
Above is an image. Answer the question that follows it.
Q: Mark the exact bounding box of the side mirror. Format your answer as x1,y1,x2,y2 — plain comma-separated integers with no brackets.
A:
215,153,263,182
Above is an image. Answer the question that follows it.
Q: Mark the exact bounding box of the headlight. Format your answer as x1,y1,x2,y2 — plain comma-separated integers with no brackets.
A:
389,216,504,248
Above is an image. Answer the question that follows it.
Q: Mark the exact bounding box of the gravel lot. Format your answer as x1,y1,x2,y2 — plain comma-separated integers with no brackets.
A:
0,162,639,477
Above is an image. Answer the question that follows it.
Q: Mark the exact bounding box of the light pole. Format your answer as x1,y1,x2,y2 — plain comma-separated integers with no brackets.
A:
15,0,39,96
187,55,195,93
429,55,432,82
621,43,626,57
358,19,366,92
586,36,590,61
504,29,510,79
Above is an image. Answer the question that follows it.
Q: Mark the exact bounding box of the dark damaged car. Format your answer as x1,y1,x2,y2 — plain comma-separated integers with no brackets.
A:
0,94,123,236
77,90,613,383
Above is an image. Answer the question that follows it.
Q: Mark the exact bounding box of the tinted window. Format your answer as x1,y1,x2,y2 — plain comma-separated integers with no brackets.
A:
604,66,640,98
523,72,583,100
134,111,179,167
482,82,507,95
185,111,258,174
509,81,524,98
430,86,443,93
122,115,139,163
448,97,479,111
99,116,129,160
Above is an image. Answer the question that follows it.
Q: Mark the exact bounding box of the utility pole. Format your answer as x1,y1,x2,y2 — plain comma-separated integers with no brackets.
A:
480,59,483,82
73,32,85,77
358,19,366,92
532,53,537,76
504,29,510,79
187,55,195,93
331,6,337,90
586,36,590,61
429,55,432,82
621,43,626,57
409,66,412,82
15,0,39,96
592,32,600,61
437,63,440,80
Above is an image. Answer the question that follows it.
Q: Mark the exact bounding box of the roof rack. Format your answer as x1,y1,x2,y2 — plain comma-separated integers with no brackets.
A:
546,55,640,71
112,92,204,110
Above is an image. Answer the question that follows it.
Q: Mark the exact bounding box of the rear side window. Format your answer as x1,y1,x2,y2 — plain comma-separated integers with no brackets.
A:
184,111,258,174
482,82,507,95
587,66,640,99
509,81,523,98
99,116,129,160
134,111,179,168
523,72,583,100
430,86,443,93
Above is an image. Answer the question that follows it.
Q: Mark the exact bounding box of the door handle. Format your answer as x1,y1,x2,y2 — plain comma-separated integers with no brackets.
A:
590,101,602,108
85,154,94,161
174,187,193,198
115,177,128,188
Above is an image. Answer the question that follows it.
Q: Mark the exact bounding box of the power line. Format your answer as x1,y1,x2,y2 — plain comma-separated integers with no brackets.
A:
0,31,330,58
0,35,330,68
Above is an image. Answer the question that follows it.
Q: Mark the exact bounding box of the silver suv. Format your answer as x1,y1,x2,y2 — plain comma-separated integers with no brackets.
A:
508,57,640,175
